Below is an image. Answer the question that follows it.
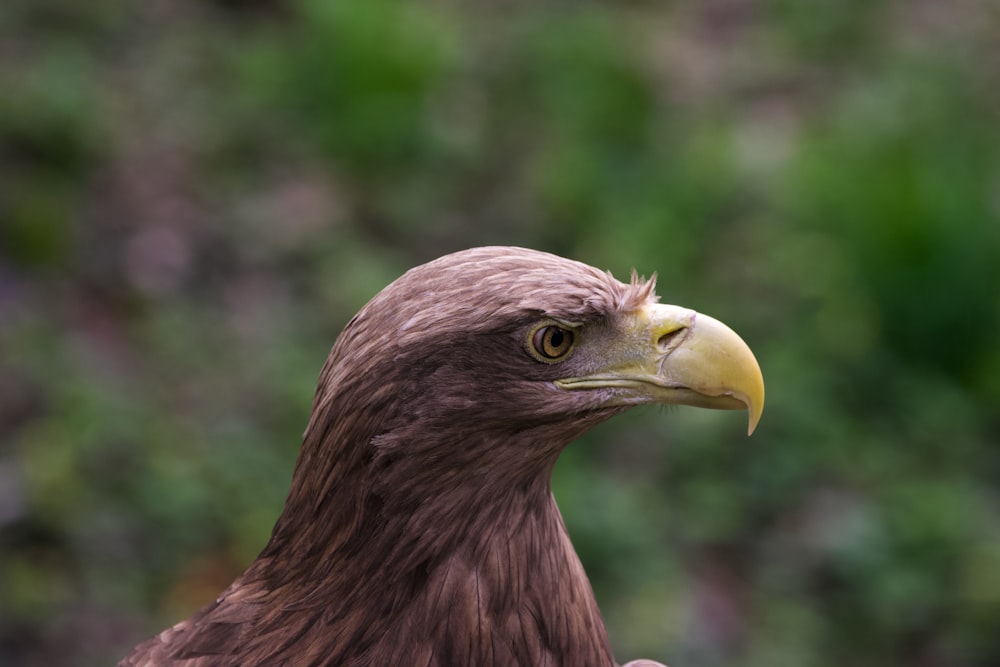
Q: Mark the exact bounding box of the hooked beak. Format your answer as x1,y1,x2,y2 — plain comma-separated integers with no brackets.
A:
555,303,764,435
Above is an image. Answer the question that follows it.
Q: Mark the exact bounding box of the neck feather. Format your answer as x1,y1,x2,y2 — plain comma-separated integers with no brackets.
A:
231,420,615,666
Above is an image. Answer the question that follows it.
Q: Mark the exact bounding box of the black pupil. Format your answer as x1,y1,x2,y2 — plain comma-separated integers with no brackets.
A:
548,328,564,350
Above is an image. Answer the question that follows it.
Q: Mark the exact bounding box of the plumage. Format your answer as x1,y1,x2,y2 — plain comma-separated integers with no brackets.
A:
121,246,764,667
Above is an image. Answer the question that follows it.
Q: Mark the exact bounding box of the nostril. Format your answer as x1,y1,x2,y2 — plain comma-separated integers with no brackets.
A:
657,327,686,350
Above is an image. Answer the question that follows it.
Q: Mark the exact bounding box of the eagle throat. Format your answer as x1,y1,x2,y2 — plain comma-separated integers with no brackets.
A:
163,357,616,667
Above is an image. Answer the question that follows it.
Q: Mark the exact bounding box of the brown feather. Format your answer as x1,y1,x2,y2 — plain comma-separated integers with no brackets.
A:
121,247,666,667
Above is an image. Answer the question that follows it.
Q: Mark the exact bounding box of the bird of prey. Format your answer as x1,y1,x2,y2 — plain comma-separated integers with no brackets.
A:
121,246,764,667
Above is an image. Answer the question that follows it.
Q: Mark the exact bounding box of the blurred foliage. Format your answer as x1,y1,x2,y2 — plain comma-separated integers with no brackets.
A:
1,0,999,665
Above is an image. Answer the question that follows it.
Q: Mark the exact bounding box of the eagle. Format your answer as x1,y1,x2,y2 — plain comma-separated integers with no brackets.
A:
121,246,764,667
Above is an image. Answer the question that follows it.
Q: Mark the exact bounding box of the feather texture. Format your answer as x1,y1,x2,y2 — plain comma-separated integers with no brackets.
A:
121,247,667,667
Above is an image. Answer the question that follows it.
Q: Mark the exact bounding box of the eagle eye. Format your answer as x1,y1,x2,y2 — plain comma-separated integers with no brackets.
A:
529,324,576,363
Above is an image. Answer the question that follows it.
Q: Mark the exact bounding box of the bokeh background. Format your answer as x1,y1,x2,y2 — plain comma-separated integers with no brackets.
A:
2,1,999,665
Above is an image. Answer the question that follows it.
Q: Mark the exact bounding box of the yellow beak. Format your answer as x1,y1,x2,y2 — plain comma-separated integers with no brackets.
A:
555,303,765,435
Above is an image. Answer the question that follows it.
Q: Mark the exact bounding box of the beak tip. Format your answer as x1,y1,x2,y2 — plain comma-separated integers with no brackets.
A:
745,393,764,436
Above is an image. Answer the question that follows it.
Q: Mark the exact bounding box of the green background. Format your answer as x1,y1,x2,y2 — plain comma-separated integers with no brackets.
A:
2,1,999,665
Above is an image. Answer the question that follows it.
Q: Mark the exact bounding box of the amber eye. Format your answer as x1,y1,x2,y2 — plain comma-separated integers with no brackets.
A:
529,324,575,362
